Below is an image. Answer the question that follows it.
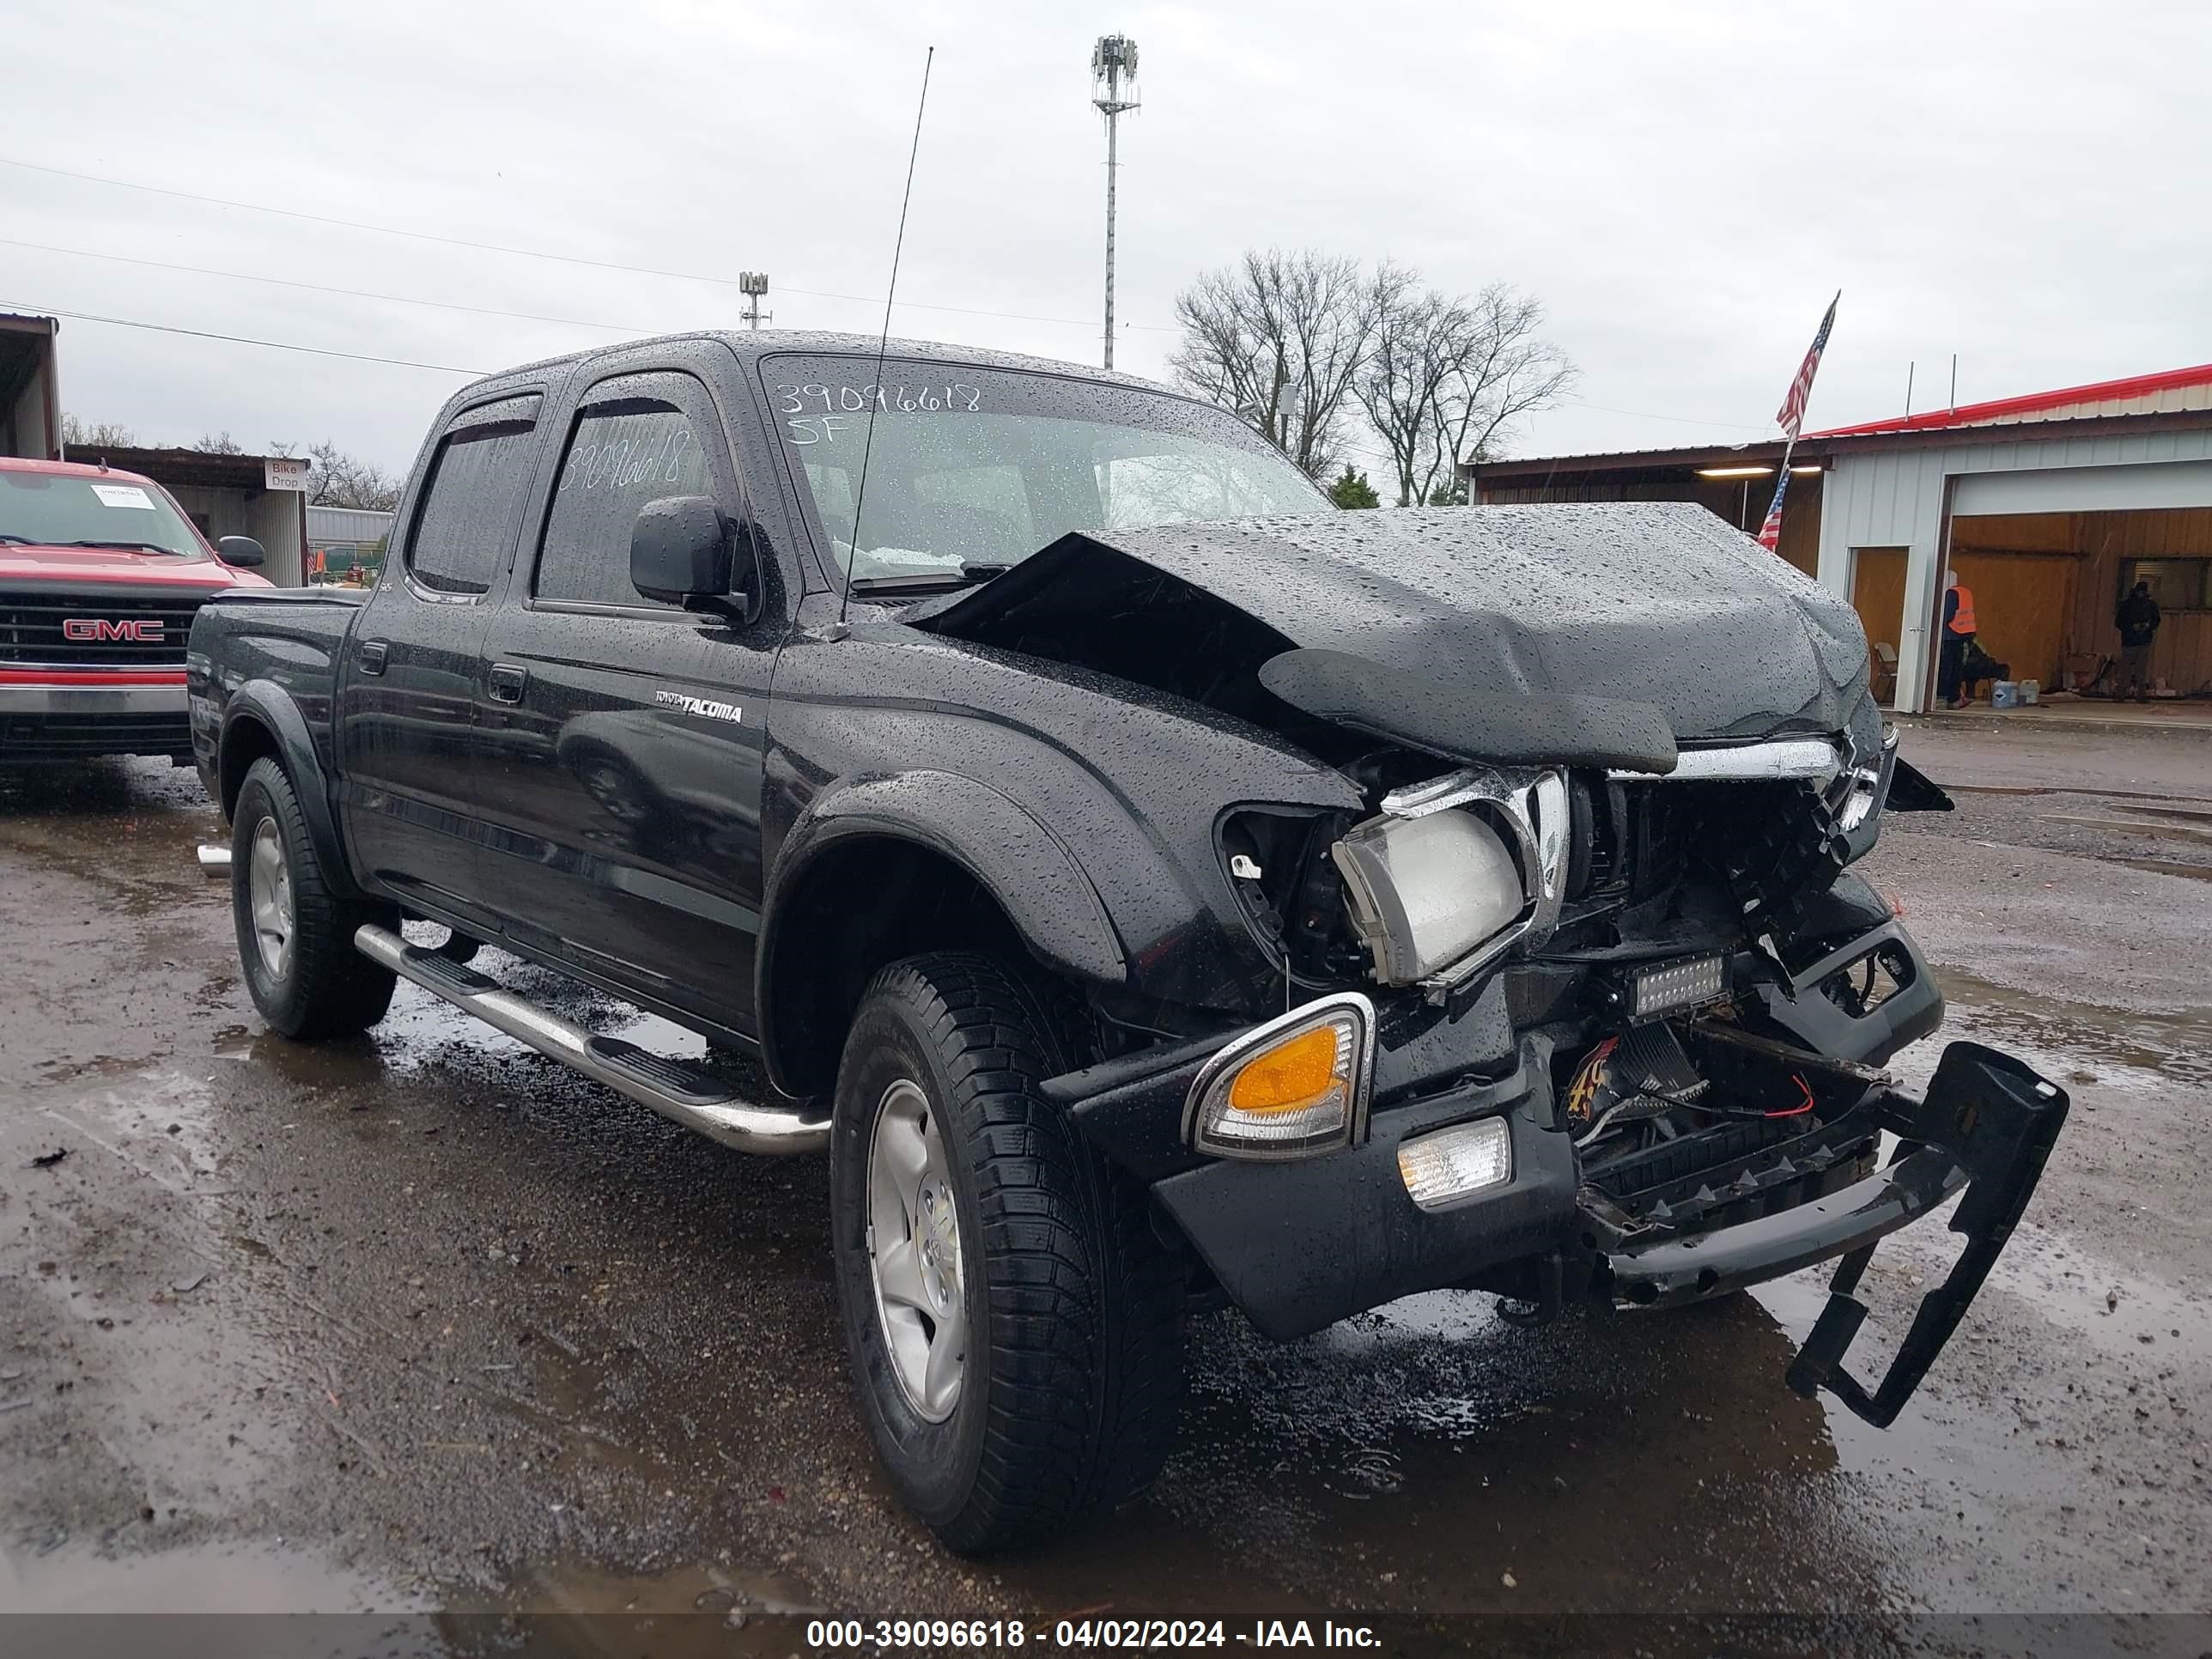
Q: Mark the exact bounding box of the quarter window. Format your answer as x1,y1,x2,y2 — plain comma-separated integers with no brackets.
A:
405,395,542,595
536,399,715,608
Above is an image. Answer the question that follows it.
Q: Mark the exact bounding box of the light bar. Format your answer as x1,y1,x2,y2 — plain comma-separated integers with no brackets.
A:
1628,955,1728,1021
1397,1117,1514,1211
1695,465,1774,479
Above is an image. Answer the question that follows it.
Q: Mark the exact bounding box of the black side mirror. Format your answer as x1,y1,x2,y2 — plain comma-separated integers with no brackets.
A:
217,535,266,568
630,495,761,622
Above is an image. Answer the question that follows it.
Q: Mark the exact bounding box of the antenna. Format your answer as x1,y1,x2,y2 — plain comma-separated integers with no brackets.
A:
838,46,935,628
1091,34,1141,370
738,271,771,329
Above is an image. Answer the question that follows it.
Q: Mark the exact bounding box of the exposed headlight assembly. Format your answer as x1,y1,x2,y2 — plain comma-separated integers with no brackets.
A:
1331,768,1570,996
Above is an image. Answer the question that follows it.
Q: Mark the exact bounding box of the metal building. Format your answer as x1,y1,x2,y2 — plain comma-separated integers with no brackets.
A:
1467,363,2212,712
307,504,395,584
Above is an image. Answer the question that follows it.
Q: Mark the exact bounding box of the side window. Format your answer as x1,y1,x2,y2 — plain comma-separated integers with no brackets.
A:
404,393,541,595
535,397,715,608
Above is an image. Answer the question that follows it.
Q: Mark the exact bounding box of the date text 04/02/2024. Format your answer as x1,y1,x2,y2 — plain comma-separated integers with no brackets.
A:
803,1619,1382,1649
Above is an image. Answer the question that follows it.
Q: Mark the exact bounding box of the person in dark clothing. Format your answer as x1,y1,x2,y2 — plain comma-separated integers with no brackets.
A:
1937,570,1977,708
2114,580,2162,701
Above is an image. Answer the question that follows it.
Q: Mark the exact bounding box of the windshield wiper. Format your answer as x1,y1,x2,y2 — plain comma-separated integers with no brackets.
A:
848,562,1011,597
0,533,35,544
53,539,184,555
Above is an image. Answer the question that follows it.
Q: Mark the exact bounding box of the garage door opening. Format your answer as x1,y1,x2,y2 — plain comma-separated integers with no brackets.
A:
1939,507,2211,704
1850,547,1907,703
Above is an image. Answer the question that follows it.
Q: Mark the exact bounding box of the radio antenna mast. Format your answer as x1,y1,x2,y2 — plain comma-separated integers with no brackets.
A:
838,46,935,628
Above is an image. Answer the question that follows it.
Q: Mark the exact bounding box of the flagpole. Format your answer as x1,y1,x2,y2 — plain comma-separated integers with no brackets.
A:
1757,289,1839,551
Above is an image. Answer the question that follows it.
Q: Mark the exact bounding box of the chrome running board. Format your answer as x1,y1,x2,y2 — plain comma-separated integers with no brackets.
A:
354,923,829,1155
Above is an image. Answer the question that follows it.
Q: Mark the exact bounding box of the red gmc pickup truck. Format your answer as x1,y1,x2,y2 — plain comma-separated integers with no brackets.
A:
1,456,271,766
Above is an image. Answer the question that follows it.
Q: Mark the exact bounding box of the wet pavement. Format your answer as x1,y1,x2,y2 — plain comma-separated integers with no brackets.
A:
1,727,2208,1653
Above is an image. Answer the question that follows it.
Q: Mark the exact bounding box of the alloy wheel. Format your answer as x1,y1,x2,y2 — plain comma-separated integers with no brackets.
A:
247,816,295,981
866,1077,966,1422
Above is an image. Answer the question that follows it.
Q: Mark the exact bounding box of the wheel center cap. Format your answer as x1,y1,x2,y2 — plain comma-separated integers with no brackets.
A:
916,1177,957,1315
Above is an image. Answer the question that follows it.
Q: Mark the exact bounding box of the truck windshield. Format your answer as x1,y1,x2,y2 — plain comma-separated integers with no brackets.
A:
0,471,209,558
764,356,1329,584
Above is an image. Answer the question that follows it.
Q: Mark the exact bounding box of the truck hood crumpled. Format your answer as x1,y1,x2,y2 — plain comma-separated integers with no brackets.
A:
912,502,1874,769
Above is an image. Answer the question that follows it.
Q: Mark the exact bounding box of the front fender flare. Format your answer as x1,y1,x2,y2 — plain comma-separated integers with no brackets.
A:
757,771,1131,1092
765,770,1129,987
219,680,358,902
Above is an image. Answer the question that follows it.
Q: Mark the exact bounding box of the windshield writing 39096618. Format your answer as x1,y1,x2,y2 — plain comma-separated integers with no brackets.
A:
776,382,981,447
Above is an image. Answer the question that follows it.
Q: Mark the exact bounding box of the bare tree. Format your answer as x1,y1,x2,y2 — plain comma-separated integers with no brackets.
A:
1358,282,1574,507
272,440,404,511
1431,285,1576,498
1355,281,1474,507
193,431,246,454
1170,250,1382,480
60,413,137,449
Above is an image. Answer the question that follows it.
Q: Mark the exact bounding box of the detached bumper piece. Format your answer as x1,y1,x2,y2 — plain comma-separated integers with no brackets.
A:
1609,1041,2066,1428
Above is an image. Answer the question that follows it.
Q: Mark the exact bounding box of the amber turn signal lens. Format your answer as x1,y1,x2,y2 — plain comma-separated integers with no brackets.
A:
1185,994,1375,1163
1228,1024,1341,1115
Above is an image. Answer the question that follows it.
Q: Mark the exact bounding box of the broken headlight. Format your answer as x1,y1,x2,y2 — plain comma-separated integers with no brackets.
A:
1331,808,1525,984
1330,768,1571,993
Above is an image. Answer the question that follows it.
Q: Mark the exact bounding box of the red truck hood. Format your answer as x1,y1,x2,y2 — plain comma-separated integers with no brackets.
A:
0,544,271,589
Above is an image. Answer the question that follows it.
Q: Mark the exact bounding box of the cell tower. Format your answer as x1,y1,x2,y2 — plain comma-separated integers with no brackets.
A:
1091,34,1140,371
738,271,772,329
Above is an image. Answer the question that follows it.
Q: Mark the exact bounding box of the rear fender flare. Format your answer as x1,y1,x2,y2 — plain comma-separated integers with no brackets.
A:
218,681,358,902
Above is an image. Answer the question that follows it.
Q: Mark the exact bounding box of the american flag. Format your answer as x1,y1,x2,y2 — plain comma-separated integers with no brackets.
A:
1774,291,1840,440
1755,468,1791,551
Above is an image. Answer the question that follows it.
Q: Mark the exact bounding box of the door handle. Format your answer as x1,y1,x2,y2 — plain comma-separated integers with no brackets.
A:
358,639,388,676
487,663,529,704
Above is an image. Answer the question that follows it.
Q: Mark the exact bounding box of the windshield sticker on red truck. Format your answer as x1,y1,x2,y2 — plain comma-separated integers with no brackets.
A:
90,484,156,510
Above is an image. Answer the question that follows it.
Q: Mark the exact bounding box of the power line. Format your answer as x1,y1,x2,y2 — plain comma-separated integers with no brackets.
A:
0,236,654,336
1562,399,1770,433
0,300,486,374
0,154,1176,334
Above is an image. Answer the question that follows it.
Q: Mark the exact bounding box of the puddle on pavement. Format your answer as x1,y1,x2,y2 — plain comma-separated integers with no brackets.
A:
998,1287,1890,1619
445,1559,818,1652
33,1068,229,1192
0,1538,420,1616
1,1544,815,1657
1927,968,2212,1091
2116,855,2212,884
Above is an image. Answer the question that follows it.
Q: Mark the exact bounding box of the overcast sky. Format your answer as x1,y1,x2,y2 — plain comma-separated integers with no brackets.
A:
6,0,2205,475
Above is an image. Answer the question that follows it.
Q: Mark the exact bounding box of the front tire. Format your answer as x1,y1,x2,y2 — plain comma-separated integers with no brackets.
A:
829,951,1187,1554
231,757,397,1039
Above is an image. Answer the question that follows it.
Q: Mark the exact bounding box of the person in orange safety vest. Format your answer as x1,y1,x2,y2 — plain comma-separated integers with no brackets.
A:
1937,569,1977,708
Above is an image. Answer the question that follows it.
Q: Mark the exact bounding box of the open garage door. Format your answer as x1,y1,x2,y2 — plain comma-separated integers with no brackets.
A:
1942,503,2212,701
1952,459,2212,518
1948,547,2079,688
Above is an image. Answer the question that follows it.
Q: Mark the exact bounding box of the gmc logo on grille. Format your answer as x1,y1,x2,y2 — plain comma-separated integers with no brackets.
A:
63,618,165,641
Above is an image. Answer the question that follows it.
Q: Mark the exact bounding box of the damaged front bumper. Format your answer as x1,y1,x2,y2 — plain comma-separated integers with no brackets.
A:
1051,1000,2066,1430
1611,1042,2068,1426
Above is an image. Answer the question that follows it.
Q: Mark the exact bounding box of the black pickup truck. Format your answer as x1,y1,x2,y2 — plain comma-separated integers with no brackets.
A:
188,330,2066,1553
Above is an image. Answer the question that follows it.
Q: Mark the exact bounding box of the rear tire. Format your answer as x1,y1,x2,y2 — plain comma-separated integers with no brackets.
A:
829,951,1187,1554
231,757,397,1039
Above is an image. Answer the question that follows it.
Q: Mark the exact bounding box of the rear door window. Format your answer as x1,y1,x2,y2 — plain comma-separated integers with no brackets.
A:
404,394,542,596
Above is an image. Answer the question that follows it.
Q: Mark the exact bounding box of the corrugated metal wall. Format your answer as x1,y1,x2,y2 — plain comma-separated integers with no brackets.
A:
306,505,395,545
1816,427,2212,708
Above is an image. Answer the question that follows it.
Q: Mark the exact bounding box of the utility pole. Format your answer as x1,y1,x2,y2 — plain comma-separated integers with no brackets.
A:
739,271,772,330
1091,35,1140,371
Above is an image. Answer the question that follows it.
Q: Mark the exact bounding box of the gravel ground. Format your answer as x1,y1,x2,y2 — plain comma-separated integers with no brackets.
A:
0,726,2207,1655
